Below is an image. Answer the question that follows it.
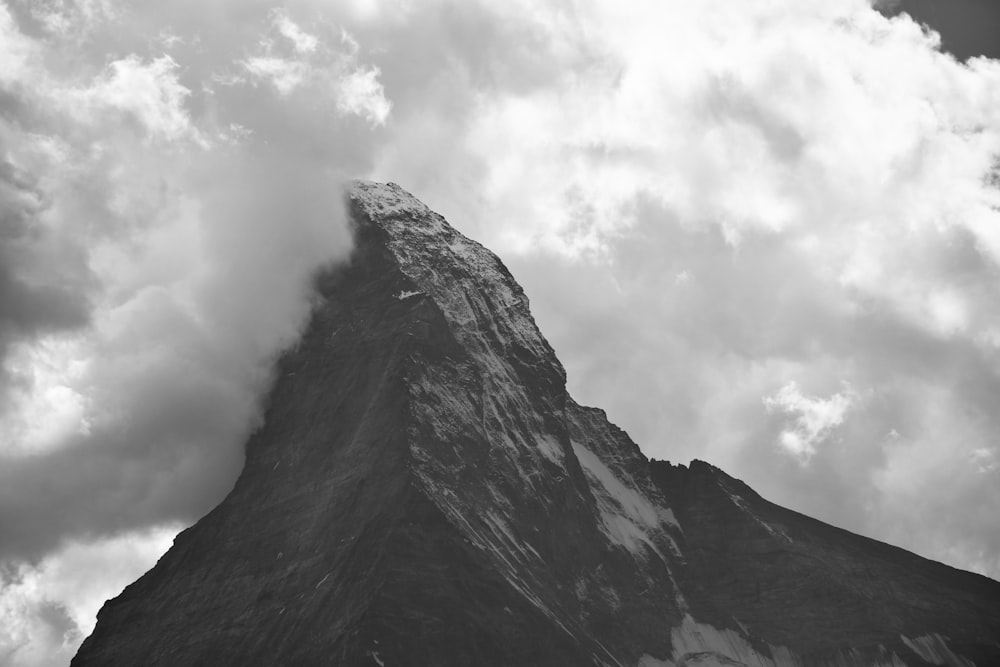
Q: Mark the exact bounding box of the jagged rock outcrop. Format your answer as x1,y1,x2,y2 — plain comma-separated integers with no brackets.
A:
73,182,1000,666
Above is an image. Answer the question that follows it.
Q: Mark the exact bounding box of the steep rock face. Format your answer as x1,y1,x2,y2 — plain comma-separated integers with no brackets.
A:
73,182,1000,666
653,460,1000,666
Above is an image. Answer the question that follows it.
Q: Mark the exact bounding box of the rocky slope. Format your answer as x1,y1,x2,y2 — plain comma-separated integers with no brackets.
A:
73,182,1000,666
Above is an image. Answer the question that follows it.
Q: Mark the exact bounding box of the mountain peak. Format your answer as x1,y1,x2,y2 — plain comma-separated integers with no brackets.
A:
73,183,1000,667
347,180,567,395
349,180,432,222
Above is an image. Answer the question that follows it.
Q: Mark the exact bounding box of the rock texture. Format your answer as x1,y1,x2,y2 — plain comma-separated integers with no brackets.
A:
73,182,1000,666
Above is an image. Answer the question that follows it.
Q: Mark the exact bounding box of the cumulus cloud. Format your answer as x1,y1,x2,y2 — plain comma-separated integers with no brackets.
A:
70,55,195,141
239,11,391,123
273,10,320,54
1,526,179,667
764,382,855,461
2,0,1000,664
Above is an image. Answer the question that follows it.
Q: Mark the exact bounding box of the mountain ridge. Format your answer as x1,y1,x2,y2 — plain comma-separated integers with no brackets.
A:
72,181,1000,666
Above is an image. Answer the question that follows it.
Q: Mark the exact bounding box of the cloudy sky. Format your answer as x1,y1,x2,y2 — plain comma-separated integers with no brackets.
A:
1,0,999,664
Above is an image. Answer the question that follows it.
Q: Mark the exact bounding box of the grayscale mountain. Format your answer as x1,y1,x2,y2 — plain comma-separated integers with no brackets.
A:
72,182,1000,666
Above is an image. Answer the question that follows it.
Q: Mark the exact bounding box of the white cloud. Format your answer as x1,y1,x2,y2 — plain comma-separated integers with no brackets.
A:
336,66,391,125
764,382,855,461
0,5,34,84
272,10,318,54
0,526,179,667
237,16,390,125
971,448,998,474
70,55,194,141
242,56,309,95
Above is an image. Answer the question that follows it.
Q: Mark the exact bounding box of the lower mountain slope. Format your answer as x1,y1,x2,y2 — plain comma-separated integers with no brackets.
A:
654,460,1000,666
72,182,1000,667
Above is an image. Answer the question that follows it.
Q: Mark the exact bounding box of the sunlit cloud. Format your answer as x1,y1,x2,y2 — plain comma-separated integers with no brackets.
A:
764,382,855,461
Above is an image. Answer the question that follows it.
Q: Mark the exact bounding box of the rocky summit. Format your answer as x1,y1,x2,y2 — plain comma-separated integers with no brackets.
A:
73,182,1000,666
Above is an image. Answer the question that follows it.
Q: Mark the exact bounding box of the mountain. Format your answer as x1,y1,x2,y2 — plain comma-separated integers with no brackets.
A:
72,182,1000,666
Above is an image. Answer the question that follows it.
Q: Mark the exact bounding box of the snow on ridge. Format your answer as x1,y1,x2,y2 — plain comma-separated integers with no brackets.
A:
573,441,678,530
571,440,680,559
349,180,429,219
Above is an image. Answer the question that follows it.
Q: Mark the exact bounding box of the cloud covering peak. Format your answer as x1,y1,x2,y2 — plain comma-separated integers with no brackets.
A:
0,2,382,662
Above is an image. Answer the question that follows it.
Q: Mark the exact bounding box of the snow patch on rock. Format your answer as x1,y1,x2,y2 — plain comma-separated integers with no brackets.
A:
575,443,661,526
350,180,429,219
573,440,679,558
901,633,975,667
641,616,916,667
535,434,565,464
667,615,801,667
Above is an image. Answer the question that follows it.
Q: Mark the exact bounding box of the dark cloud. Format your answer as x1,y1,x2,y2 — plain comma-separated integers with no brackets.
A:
0,160,89,332
0,157,92,423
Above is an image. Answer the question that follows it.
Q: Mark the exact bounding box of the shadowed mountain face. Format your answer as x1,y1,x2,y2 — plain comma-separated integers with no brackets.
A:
73,183,1000,666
